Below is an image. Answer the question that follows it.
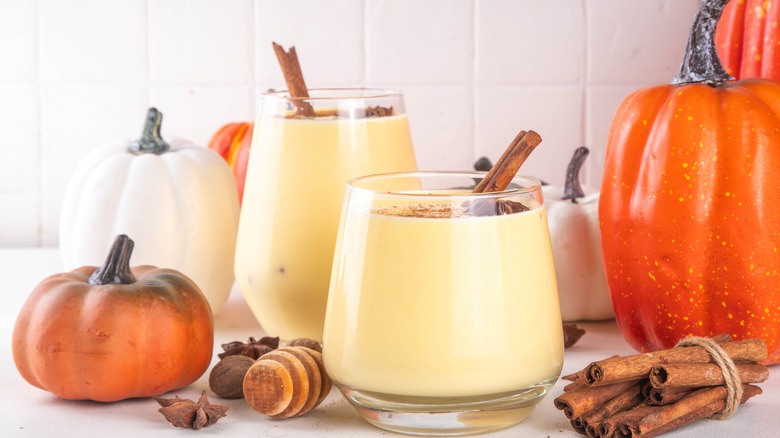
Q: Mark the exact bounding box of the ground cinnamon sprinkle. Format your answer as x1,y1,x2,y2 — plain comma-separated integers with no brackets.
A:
372,203,464,219
282,106,396,120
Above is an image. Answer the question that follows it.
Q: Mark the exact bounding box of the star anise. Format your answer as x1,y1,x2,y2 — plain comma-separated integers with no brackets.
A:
219,336,279,360
563,323,586,348
154,390,228,429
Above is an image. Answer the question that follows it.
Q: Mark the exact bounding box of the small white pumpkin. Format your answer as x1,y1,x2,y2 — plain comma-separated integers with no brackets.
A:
542,147,613,322
59,108,240,315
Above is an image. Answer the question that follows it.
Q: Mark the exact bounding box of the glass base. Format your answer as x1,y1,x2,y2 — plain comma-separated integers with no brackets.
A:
335,377,557,436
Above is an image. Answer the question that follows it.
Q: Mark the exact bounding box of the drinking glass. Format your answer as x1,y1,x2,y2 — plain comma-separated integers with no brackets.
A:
234,89,417,342
323,171,563,436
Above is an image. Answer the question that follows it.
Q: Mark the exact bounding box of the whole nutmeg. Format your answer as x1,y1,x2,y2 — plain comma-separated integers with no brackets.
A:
209,355,255,399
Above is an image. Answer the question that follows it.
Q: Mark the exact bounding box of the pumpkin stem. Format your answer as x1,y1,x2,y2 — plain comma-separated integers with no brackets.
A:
88,234,138,285
474,157,493,172
562,147,589,203
672,0,734,86
129,107,170,155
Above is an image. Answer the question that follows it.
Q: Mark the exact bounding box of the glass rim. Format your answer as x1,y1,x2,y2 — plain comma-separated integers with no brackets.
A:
346,171,543,200
260,87,403,101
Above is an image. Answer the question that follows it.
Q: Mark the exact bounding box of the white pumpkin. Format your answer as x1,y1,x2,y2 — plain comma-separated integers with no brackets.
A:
542,147,613,322
59,108,240,315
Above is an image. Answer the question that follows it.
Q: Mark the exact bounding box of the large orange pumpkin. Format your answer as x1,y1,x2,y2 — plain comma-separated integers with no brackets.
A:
12,235,214,401
208,122,253,203
600,0,780,364
715,0,780,80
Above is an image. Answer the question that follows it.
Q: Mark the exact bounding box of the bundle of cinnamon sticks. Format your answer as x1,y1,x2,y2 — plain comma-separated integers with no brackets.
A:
554,334,769,437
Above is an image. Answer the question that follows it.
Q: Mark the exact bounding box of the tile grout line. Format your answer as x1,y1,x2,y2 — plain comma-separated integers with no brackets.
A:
249,0,257,118
362,0,368,86
581,0,591,185
34,0,43,247
471,0,478,166
144,0,152,111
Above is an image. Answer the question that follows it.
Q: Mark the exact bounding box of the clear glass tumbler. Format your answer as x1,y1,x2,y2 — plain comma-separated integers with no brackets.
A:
234,89,417,342
323,171,563,436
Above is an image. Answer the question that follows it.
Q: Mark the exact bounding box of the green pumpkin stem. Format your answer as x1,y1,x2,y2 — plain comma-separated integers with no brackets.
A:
562,147,589,203
672,0,734,86
129,107,170,154
88,234,138,285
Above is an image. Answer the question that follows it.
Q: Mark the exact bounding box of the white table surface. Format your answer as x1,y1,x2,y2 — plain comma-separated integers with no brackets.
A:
0,248,777,437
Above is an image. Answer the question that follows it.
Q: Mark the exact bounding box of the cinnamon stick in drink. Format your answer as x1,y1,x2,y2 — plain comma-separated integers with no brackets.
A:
649,362,769,388
473,130,541,193
272,42,314,117
469,130,542,216
585,338,767,387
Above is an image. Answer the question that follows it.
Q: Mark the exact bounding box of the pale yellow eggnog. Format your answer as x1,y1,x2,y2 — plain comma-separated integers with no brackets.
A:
323,195,564,397
235,99,417,341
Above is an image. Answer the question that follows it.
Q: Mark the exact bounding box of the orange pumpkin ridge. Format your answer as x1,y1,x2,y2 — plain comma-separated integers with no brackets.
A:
715,0,780,80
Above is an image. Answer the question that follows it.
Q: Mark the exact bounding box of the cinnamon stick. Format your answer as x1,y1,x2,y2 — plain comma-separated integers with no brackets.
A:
645,387,695,406
598,405,658,438
613,384,762,438
564,378,589,393
649,362,769,388
564,356,620,383
579,381,646,437
570,418,588,435
554,380,636,420
585,338,767,387
468,130,542,216
271,42,314,116
559,335,767,437
473,130,541,193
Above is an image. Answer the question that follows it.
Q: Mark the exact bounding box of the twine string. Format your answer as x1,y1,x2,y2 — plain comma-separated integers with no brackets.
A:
675,336,743,419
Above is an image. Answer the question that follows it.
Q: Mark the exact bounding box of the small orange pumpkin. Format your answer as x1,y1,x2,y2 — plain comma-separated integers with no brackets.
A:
208,122,253,203
12,235,214,402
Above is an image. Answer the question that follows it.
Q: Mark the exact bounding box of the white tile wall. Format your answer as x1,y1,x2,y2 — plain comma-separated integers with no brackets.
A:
39,0,147,85
0,0,701,247
367,0,473,85
476,86,584,185
476,0,586,85
149,0,254,85
256,0,365,87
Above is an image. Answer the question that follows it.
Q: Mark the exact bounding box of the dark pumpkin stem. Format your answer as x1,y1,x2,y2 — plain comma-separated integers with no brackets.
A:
129,107,170,154
88,234,137,285
562,147,589,203
473,156,493,172
672,0,734,85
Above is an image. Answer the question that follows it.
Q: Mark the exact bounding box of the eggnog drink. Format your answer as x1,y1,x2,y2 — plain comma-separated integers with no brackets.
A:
234,90,417,342
324,195,563,397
